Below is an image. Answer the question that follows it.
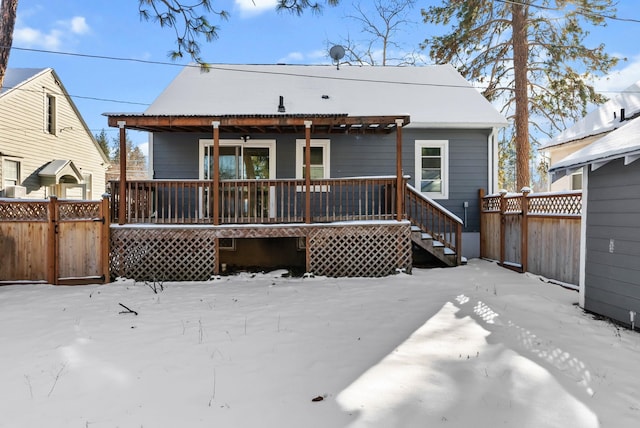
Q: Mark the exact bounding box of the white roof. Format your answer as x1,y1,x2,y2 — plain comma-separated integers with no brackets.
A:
0,68,47,96
540,79,640,149
143,64,507,128
548,116,640,177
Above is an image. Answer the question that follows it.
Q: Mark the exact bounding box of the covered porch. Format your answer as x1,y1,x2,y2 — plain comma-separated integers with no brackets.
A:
108,113,410,226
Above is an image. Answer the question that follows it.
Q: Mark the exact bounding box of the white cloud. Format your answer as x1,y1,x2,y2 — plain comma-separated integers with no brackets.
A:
234,0,277,17
69,16,90,35
14,27,62,50
277,51,305,63
592,54,640,94
14,15,90,50
277,49,333,65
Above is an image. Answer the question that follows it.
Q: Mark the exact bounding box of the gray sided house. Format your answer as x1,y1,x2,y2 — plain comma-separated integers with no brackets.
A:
550,116,640,328
106,64,506,279
0,68,109,200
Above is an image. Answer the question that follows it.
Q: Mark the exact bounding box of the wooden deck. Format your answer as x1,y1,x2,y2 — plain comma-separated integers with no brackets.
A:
106,177,464,278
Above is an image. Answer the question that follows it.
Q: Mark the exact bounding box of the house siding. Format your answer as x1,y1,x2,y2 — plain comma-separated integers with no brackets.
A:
584,158,640,326
151,128,489,232
0,70,107,199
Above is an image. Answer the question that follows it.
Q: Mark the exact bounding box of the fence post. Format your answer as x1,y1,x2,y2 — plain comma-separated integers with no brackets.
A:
520,187,531,274
101,194,111,283
499,189,507,267
47,196,58,285
478,188,485,258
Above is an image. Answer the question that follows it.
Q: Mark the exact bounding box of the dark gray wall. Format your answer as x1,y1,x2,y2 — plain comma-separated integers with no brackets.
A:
152,128,490,231
585,158,640,327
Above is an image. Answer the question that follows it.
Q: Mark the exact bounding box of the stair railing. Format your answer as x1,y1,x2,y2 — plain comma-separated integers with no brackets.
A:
405,184,463,265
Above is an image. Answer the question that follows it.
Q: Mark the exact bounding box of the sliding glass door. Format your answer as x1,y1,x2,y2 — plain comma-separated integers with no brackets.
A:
199,140,276,219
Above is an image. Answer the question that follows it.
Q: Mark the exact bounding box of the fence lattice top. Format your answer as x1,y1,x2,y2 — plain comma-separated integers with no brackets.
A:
482,196,501,212
0,200,104,222
59,201,102,220
528,193,582,215
482,191,582,216
0,201,48,221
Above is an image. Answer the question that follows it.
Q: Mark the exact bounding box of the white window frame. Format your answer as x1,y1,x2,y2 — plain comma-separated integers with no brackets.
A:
295,139,330,192
570,171,583,191
198,139,276,180
415,140,449,199
3,158,21,187
82,172,93,200
45,93,57,135
198,139,277,218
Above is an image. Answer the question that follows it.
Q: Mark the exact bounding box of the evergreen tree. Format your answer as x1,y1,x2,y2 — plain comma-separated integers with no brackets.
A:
0,0,17,90
421,0,620,191
94,129,111,160
0,0,230,90
109,135,148,180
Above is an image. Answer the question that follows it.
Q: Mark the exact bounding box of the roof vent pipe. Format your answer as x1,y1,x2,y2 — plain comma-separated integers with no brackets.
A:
620,108,626,122
278,96,286,113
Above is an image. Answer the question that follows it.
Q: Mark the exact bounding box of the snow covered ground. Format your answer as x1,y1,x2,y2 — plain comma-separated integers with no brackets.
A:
0,259,638,428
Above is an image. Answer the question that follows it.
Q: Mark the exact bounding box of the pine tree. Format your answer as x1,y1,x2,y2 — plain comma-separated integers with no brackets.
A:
0,0,18,90
0,1,230,91
94,129,111,160
421,0,620,191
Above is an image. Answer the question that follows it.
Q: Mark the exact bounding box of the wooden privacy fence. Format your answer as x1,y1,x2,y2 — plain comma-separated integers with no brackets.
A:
480,189,582,285
0,196,110,285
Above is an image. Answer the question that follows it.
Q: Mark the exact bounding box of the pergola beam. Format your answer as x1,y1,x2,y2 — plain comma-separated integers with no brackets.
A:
106,114,410,135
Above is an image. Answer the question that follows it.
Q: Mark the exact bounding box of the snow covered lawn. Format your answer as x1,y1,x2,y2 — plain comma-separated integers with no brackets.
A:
1,259,638,427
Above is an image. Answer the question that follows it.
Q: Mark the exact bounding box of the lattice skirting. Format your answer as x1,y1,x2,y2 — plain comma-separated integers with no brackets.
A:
308,223,412,277
110,227,218,282
110,222,412,281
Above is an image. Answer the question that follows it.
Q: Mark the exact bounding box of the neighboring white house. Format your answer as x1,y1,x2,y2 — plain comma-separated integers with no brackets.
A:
549,114,640,329
0,68,109,199
540,79,640,191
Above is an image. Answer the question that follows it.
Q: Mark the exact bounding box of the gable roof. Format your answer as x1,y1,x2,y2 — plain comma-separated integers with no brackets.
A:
138,64,507,129
548,116,640,180
540,79,640,150
1,67,110,166
38,159,84,185
0,68,48,97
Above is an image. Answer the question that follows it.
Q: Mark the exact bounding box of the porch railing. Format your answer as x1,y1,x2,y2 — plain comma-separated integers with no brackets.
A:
405,183,463,264
108,176,403,225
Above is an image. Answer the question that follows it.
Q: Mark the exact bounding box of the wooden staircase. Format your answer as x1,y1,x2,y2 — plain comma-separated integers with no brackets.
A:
410,226,460,267
405,184,464,267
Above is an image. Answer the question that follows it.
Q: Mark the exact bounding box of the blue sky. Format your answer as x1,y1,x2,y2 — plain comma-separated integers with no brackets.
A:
7,0,640,154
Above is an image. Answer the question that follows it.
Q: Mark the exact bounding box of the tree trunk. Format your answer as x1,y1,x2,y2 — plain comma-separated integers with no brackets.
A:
511,1,530,191
0,0,18,90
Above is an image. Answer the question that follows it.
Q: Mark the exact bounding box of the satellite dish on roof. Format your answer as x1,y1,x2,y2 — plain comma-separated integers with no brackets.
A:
329,45,345,70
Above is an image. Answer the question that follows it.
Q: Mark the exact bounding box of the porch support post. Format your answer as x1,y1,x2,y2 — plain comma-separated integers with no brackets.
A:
304,120,312,224
117,121,127,225
212,121,220,226
395,119,404,222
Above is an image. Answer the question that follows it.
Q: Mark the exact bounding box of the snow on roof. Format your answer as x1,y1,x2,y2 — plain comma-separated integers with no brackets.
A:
0,68,48,96
540,79,640,149
144,64,507,128
549,116,640,175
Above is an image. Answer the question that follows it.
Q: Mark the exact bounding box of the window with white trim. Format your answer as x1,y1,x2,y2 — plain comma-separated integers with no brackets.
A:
415,140,448,199
295,139,330,180
46,93,57,135
570,171,582,190
3,159,20,187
